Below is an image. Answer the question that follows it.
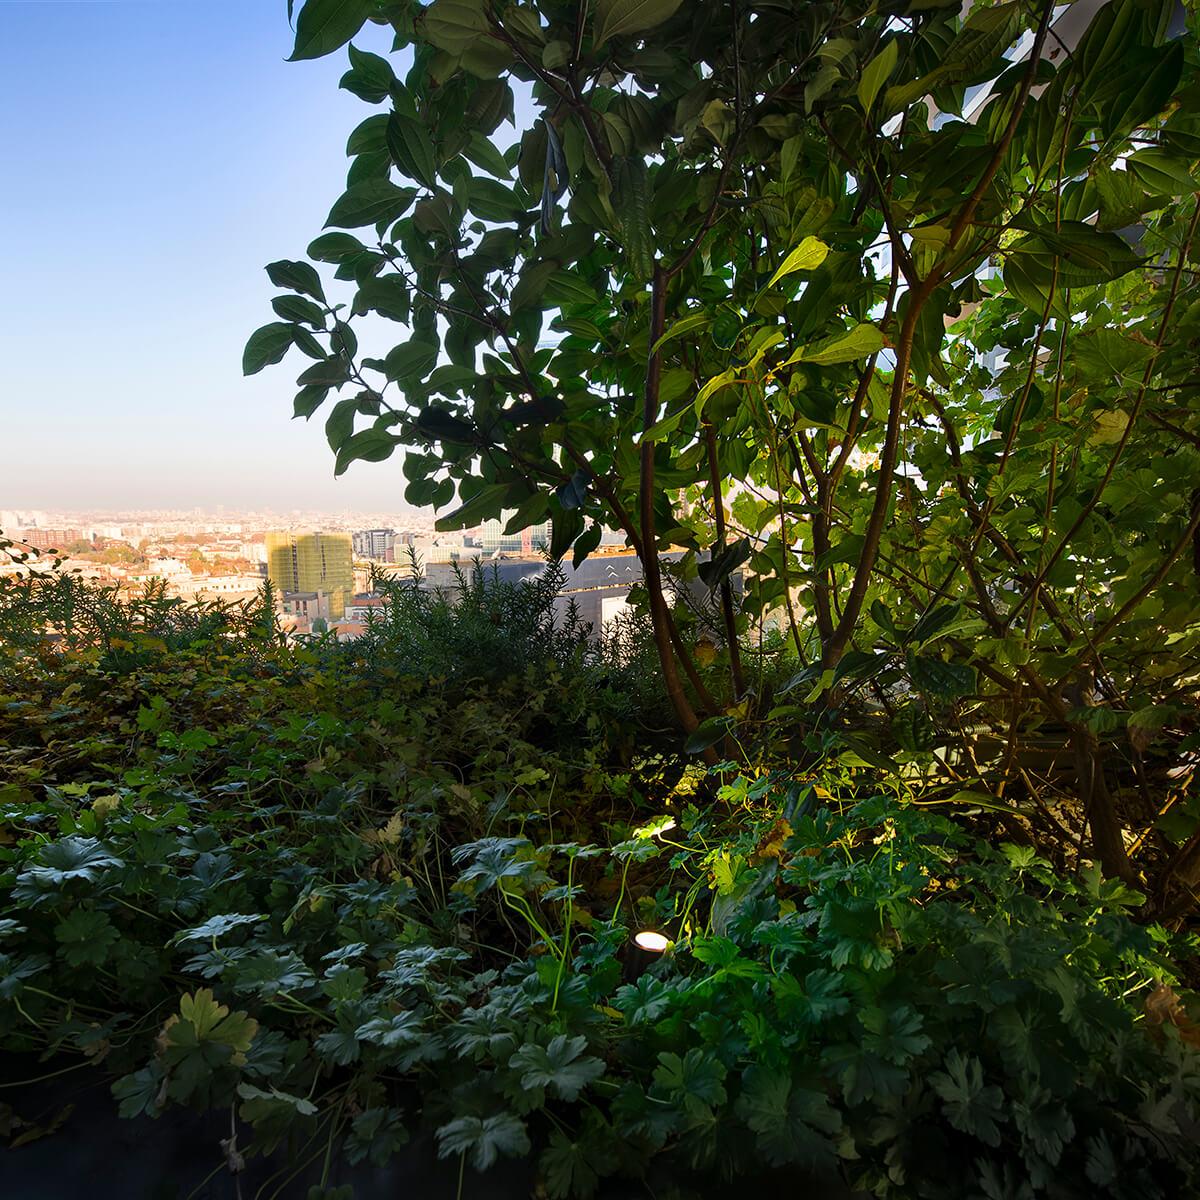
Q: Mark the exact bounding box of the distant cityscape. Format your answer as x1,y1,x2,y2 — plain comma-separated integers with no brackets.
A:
0,505,638,641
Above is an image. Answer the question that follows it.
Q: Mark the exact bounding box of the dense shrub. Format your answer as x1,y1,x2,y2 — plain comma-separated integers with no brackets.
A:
1,576,1198,1196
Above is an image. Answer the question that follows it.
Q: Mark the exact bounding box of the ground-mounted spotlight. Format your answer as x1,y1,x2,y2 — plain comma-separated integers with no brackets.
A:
633,930,671,953
623,928,673,981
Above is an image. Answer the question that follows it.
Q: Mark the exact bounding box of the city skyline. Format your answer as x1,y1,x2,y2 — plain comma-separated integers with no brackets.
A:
0,5,428,511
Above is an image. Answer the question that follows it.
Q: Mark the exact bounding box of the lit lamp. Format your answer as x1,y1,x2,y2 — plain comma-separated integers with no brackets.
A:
624,928,673,981
634,930,671,953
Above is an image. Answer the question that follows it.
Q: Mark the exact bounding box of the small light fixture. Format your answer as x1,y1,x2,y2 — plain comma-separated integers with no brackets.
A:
634,930,671,953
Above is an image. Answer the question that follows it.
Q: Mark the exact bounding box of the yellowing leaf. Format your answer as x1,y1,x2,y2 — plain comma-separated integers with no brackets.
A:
768,236,829,287
1088,408,1129,445
751,818,793,863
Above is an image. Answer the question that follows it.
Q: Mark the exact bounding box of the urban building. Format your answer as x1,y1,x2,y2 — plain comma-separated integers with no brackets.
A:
266,531,353,619
175,575,265,603
345,594,385,621
281,590,332,622
17,528,83,551
352,528,396,559
479,515,551,555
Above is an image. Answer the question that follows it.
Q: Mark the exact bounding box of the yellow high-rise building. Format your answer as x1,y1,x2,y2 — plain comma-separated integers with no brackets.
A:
265,531,353,619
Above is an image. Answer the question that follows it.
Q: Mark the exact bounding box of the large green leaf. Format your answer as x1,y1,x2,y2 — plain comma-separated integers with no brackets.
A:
266,259,326,302
735,1064,841,1169
307,232,366,263
243,323,294,375
339,44,394,104
435,483,510,531
767,236,829,287
334,427,396,476
509,1035,605,1101
436,1114,530,1172
383,340,439,382
422,0,490,55
858,39,898,115
594,0,685,48
288,0,374,61
1125,149,1195,196
325,180,417,229
386,114,438,188
785,323,884,366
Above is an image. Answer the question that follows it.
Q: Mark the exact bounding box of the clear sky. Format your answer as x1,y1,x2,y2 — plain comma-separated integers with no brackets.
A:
0,1,423,512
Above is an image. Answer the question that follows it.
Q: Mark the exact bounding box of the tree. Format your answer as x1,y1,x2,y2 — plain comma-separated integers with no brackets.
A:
252,0,1199,877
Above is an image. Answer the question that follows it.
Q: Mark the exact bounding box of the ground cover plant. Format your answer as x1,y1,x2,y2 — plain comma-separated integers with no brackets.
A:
2,562,1200,1197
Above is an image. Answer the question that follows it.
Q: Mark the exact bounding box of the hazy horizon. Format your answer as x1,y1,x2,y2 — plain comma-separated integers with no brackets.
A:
0,3,426,511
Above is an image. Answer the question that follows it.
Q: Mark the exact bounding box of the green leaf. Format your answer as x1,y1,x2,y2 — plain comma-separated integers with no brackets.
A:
594,0,685,48
414,406,474,442
467,177,526,223
54,908,119,967
540,1129,601,1200
857,39,898,115
346,113,389,155
325,180,417,229
611,155,654,281
307,232,366,262
237,1082,318,1123
298,355,349,387
652,1048,727,1117
113,1067,164,1119
340,44,395,104
735,1064,841,1168
509,1035,606,1101
883,1,1020,114
767,235,829,287
549,507,585,560
685,715,733,755
436,1114,530,1172
1125,149,1195,196
271,295,326,326
1008,223,1143,289
355,1010,423,1046
243,323,294,375
929,1049,1006,1147
387,113,438,188
335,428,396,476
171,989,258,1053
544,270,599,307
784,322,884,366
614,974,674,1025
651,312,711,354
571,523,603,568
422,0,490,55
906,652,976,701
174,913,267,944
436,483,510,531
1101,39,1183,137
325,397,357,452
698,538,751,591
384,340,439,382
289,0,374,61
266,259,326,301
462,129,513,179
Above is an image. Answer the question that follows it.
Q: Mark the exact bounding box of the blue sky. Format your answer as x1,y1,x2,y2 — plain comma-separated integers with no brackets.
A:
0,1,422,511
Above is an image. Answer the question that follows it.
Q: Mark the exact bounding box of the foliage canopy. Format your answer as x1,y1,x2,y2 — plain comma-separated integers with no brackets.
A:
253,0,1200,887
